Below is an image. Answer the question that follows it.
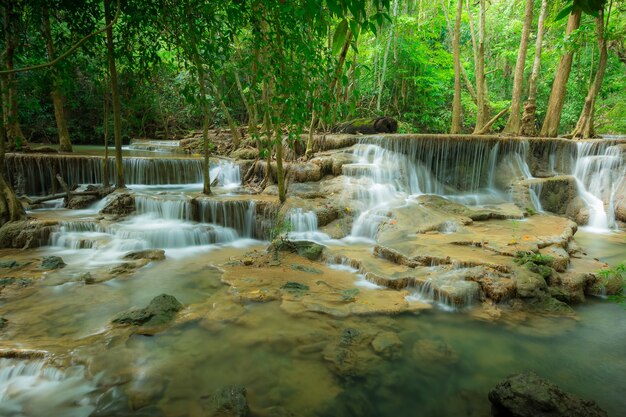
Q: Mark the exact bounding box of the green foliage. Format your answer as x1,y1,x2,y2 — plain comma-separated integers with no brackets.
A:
598,262,626,306
514,251,554,279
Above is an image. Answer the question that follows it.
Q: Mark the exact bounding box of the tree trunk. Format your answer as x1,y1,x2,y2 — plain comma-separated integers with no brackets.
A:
473,0,489,133
502,0,534,135
540,9,582,138
275,130,286,203
42,5,73,152
103,90,110,188
3,3,26,150
520,0,548,137
104,0,125,188
377,0,398,112
450,0,463,134
210,82,241,149
304,30,353,159
571,8,609,139
184,1,212,195
0,79,25,226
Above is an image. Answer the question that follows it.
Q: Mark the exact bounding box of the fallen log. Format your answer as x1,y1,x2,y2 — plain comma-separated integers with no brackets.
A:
332,117,398,134
22,190,103,205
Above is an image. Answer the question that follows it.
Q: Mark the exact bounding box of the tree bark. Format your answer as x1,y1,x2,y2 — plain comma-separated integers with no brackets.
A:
377,0,398,112
184,1,211,195
502,0,534,135
473,0,489,133
450,0,463,134
520,0,548,137
540,9,582,138
103,89,110,188
3,3,26,150
571,8,610,139
0,77,25,226
104,0,125,188
42,5,73,153
210,82,241,149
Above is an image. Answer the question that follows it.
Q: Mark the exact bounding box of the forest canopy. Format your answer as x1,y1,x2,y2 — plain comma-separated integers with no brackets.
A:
1,0,625,149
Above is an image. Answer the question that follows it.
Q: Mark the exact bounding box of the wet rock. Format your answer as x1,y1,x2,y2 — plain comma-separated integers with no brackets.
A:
0,219,57,249
290,264,323,274
201,385,250,417
112,294,183,327
270,239,324,261
565,197,589,225
536,176,579,215
589,271,624,296
371,331,403,359
538,246,569,272
101,192,135,216
290,162,322,183
41,255,66,270
547,272,591,304
123,249,166,261
281,281,310,292
412,339,459,364
0,259,26,268
512,268,548,299
109,260,150,275
66,194,99,209
524,296,574,315
488,372,608,417
0,277,34,289
81,272,96,285
231,147,257,160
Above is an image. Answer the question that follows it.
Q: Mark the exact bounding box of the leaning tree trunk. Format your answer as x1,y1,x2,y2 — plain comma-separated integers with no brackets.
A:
105,0,124,188
502,0,534,135
211,82,241,149
571,9,609,139
540,9,582,138
450,0,463,134
42,5,73,152
3,3,26,150
520,0,548,137
473,0,489,133
0,83,25,226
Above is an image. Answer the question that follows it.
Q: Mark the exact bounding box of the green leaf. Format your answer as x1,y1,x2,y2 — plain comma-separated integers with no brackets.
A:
332,19,349,55
555,4,574,21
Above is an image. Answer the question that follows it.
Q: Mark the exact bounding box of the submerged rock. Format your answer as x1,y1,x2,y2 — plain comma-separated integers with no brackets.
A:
123,249,166,261
40,256,66,270
270,239,325,261
201,385,250,417
488,372,608,417
0,317,7,329
112,294,183,327
371,331,403,359
66,194,99,209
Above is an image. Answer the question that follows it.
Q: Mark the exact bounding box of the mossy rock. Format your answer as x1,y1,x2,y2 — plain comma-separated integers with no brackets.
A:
112,294,183,327
270,239,325,261
41,256,66,270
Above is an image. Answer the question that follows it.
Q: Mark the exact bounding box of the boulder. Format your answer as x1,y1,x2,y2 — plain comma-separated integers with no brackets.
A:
0,219,57,249
101,192,135,216
614,178,626,222
289,162,322,183
270,239,324,261
66,194,99,209
112,294,183,327
201,385,250,417
41,256,66,270
488,372,608,417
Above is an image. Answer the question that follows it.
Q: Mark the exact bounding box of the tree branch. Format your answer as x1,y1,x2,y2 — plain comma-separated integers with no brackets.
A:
0,0,121,75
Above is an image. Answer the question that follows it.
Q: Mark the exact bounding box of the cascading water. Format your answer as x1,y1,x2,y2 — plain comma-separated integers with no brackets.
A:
0,358,98,417
573,142,625,231
285,208,333,242
341,138,535,240
5,154,241,196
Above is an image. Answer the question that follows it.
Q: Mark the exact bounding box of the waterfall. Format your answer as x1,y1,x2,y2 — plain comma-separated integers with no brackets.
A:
285,208,332,242
4,154,218,196
573,142,625,231
135,195,194,220
0,358,97,417
196,199,256,238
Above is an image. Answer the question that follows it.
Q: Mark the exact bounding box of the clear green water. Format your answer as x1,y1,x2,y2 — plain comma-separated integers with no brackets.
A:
1,232,625,416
